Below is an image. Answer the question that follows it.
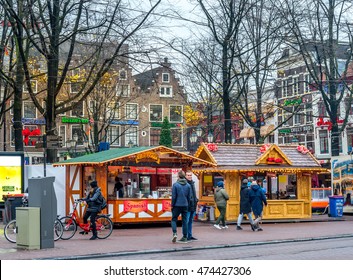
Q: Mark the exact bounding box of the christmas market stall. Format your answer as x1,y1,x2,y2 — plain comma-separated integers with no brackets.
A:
53,146,213,224
192,143,328,220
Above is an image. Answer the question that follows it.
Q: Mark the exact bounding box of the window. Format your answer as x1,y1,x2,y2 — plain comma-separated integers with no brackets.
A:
59,126,66,147
125,103,138,120
169,105,182,123
160,86,172,97
107,101,120,120
292,77,299,95
149,104,163,122
125,126,138,146
294,113,301,125
305,103,313,123
107,126,120,146
23,80,38,93
10,100,14,115
23,102,36,118
304,74,312,93
162,73,170,83
171,128,183,147
70,82,83,94
318,101,327,117
116,84,130,97
150,128,161,146
119,70,127,80
71,101,84,117
71,125,84,146
282,79,288,98
319,130,329,154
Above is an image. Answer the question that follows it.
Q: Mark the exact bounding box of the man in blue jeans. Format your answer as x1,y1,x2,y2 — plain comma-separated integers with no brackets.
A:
185,171,198,241
171,170,191,243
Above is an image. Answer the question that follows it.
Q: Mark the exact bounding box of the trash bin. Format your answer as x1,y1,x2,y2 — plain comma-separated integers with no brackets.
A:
3,194,25,223
209,206,215,221
328,195,344,217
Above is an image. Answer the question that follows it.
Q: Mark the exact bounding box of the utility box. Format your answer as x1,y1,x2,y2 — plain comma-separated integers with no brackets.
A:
16,207,40,250
28,177,57,249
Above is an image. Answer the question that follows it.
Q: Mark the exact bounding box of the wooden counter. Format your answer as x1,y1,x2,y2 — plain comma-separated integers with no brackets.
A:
107,198,173,223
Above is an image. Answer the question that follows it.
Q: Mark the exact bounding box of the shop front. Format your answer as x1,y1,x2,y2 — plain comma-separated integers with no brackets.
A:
54,146,213,223
192,143,328,220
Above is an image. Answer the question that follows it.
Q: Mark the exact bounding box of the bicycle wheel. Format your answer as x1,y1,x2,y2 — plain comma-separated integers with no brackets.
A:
4,220,17,243
59,216,77,240
54,219,64,241
96,216,113,239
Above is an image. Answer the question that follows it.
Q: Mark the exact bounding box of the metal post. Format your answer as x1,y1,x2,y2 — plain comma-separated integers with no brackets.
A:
43,134,47,177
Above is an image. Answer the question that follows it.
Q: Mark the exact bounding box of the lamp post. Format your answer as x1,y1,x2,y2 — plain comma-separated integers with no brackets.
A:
190,132,198,154
66,133,78,158
207,132,214,143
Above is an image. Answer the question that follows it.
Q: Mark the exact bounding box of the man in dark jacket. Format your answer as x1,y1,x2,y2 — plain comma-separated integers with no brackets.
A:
171,170,191,243
249,181,267,231
237,179,256,231
81,180,102,240
185,171,198,241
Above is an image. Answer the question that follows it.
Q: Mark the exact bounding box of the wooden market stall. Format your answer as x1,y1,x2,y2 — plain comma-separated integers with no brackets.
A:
192,143,328,220
53,146,213,224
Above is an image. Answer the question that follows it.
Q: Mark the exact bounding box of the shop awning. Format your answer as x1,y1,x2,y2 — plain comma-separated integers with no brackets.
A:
239,128,255,138
260,124,275,136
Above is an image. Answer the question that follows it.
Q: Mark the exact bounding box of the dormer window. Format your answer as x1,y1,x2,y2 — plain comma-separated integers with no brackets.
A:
162,73,169,83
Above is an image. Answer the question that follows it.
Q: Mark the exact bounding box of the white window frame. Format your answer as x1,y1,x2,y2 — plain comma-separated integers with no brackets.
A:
59,125,66,147
71,125,84,146
292,76,299,95
304,74,311,93
282,79,288,98
107,101,120,120
119,70,127,80
169,105,183,123
160,86,173,97
107,125,121,146
149,127,161,146
162,73,170,83
149,104,163,122
125,103,138,120
171,127,183,147
10,100,14,115
125,126,138,147
23,101,37,118
116,84,130,97
23,80,38,93
70,101,85,117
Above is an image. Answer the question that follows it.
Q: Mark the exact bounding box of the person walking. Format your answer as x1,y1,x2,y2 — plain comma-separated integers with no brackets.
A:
171,170,191,243
185,170,198,241
81,180,102,240
237,179,256,231
249,180,267,231
213,181,229,230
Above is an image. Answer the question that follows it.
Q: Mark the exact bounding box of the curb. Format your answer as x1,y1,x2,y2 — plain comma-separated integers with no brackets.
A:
38,233,353,260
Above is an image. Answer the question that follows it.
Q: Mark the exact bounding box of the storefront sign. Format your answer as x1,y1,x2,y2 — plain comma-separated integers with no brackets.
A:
123,200,148,213
61,117,89,124
135,151,160,164
130,167,156,174
21,118,46,125
157,168,172,174
279,125,313,134
162,200,171,211
110,120,139,125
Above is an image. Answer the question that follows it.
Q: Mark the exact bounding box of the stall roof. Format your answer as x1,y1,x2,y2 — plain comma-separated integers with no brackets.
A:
192,143,328,172
53,145,215,167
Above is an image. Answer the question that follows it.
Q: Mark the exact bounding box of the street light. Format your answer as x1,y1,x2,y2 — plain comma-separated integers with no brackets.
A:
128,140,133,148
190,132,198,154
66,133,78,157
196,126,202,138
207,132,214,143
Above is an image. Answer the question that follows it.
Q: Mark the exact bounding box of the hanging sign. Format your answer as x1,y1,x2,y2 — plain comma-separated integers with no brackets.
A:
135,151,160,164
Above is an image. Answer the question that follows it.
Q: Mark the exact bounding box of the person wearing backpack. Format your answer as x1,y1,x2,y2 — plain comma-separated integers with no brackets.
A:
249,180,267,231
81,180,102,240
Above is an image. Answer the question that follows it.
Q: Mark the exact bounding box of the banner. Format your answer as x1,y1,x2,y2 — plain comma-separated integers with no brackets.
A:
162,200,171,211
123,200,148,213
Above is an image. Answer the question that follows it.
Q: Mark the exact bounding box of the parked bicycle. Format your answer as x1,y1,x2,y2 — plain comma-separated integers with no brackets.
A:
59,199,113,240
4,216,64,243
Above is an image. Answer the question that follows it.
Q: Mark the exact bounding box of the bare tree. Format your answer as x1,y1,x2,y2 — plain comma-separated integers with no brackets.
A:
278,0,353,156
0,0,161,162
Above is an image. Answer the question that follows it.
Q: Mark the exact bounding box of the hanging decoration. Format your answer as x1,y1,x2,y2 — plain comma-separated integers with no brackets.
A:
206,143,218,152
267,157,283,164
316,117,344,131
297,145,309,154
260,144,271,153
22,128,41,146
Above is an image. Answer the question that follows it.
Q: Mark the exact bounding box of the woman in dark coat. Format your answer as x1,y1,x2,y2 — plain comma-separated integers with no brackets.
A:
81,180,102,240
237,179,256,231
249,181,267,231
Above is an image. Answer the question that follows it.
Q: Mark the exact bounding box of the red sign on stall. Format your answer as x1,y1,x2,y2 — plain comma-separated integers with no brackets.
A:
162,200,172,211
123,200,148,213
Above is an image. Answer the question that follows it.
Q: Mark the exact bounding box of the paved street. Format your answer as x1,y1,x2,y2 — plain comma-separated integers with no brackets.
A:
1,215,353,260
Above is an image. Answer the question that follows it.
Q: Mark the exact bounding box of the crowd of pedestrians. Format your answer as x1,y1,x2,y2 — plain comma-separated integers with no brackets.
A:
171,172,268,243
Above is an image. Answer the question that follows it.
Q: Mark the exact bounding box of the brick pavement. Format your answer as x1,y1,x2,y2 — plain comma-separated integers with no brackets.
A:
0,215,352,260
